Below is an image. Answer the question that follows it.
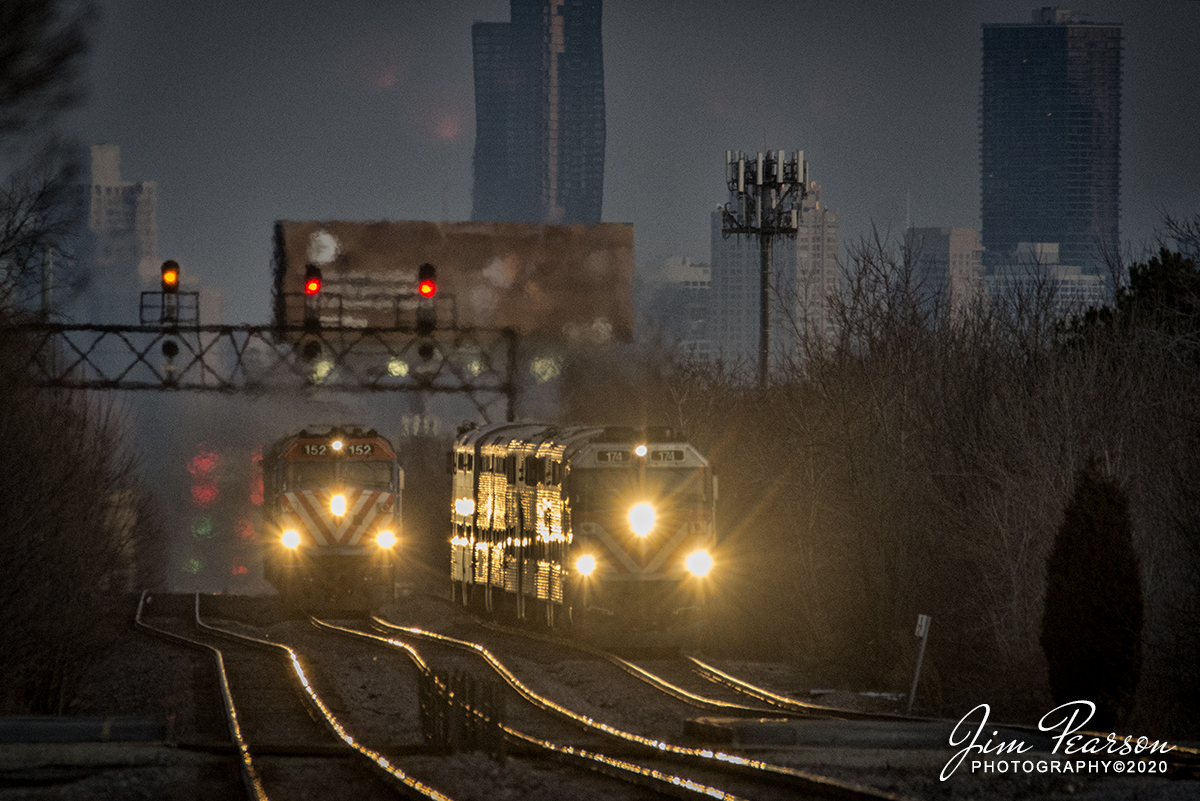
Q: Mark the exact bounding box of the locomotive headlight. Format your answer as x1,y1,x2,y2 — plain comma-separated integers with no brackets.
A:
455,498,476,516
628,502,656,537
282,529,301,549
634,444,648,457
331,439,344,451
685,549,713,577
575,554,596,576
330,494,347,516
376,530,396,548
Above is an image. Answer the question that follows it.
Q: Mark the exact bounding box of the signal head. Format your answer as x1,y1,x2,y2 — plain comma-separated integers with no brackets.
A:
417,262,437,298
304,264,322,296
161,260,180,293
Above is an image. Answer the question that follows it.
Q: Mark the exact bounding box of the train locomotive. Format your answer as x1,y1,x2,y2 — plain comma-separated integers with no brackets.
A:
262,426,403,609
450,422,717,644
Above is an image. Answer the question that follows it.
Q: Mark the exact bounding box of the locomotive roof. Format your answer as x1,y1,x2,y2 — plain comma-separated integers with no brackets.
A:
265,426,395,461
454,421,702,464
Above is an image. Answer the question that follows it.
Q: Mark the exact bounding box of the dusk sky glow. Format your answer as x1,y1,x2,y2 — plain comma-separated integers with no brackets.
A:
66,0,1200,325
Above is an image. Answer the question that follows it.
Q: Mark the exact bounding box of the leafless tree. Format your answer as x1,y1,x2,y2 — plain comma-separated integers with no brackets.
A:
0,0,92,140
0,141,82,316
1161,212,1200,260
0,0,166,714
601,228,1200,735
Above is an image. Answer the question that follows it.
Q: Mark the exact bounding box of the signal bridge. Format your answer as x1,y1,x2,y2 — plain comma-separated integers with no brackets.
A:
5,261,519,422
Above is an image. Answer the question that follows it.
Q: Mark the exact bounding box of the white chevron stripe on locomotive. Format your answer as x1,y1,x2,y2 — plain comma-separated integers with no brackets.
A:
580,520,695,575
285,489,387,546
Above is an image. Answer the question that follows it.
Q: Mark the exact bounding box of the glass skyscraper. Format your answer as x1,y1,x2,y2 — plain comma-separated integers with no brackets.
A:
981,8,1121,274
472,0,605,225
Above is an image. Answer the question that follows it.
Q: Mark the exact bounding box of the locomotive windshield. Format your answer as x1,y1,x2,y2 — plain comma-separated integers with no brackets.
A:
282,460,394,490
284,461,336,489
340,460,394,489
571,467,708,511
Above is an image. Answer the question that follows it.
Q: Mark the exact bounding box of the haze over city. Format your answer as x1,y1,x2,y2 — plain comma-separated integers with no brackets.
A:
64,0,1200,326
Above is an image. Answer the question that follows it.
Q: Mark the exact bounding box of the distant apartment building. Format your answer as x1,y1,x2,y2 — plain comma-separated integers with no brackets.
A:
792,185,840,347
643,256,711,357
74,144,158,323
472,0,605,225
709,183,839,371
981,8,1121,275
904,226,985,317
986,242,1107,315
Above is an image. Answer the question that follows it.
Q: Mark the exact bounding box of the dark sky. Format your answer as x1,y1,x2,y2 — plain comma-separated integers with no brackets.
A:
67,0,1200,325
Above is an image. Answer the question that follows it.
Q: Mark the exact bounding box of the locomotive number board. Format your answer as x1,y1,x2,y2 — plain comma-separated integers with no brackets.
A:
596,449,687,463
290,442,378,458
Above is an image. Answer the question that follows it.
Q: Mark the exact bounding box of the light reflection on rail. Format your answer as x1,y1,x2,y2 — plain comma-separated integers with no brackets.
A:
135,592,268,801
687,656,919,722
370,617,910,801
192,597,455,801
475,618,779,715
313,617,746,800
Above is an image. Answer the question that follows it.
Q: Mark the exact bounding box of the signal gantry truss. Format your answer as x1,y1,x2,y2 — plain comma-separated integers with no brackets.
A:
5,321,519,421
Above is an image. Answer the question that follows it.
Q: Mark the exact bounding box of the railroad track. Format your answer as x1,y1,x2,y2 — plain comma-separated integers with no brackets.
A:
683,656,922,722
183,595,770,800
467,614,879,720
137,589,1200,796
361,614,914,801
311,617,767,800
402,583,917,725
135,592,452,800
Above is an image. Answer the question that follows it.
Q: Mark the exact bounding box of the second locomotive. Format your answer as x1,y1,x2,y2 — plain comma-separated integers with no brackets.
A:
450,422,717,645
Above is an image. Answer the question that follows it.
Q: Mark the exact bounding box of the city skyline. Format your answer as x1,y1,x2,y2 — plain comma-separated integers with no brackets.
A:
61,1,1200,326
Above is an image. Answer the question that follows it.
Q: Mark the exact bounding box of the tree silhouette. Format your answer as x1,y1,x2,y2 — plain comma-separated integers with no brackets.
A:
1040,460,1143,729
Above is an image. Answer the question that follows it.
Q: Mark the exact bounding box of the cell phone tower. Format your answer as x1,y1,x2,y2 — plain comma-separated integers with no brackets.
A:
720,150,808,388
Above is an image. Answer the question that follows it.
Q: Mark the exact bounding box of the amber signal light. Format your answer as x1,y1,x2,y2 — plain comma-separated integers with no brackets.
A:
161,260,180,293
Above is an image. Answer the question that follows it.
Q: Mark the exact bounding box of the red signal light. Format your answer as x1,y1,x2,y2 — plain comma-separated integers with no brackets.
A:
417,263,437,298
304,264,322,296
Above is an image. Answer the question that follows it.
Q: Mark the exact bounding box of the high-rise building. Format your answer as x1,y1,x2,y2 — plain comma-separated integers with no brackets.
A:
642,256,712,358
905,226,985,317
709,183,839,371
986,242,1107,314
791,185,840,348
74,144,158,323
980,8,1121,275
472,0,605,225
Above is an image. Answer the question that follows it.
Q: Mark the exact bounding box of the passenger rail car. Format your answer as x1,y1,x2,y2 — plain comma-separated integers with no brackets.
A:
450,423,717,644
263,427,403,610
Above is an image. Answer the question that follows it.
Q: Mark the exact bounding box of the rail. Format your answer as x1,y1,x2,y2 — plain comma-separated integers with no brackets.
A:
473,617,780,716
370,617,914,801
192,597,455,801
312,617,746,800
686,656,922,722
134,591,267,801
